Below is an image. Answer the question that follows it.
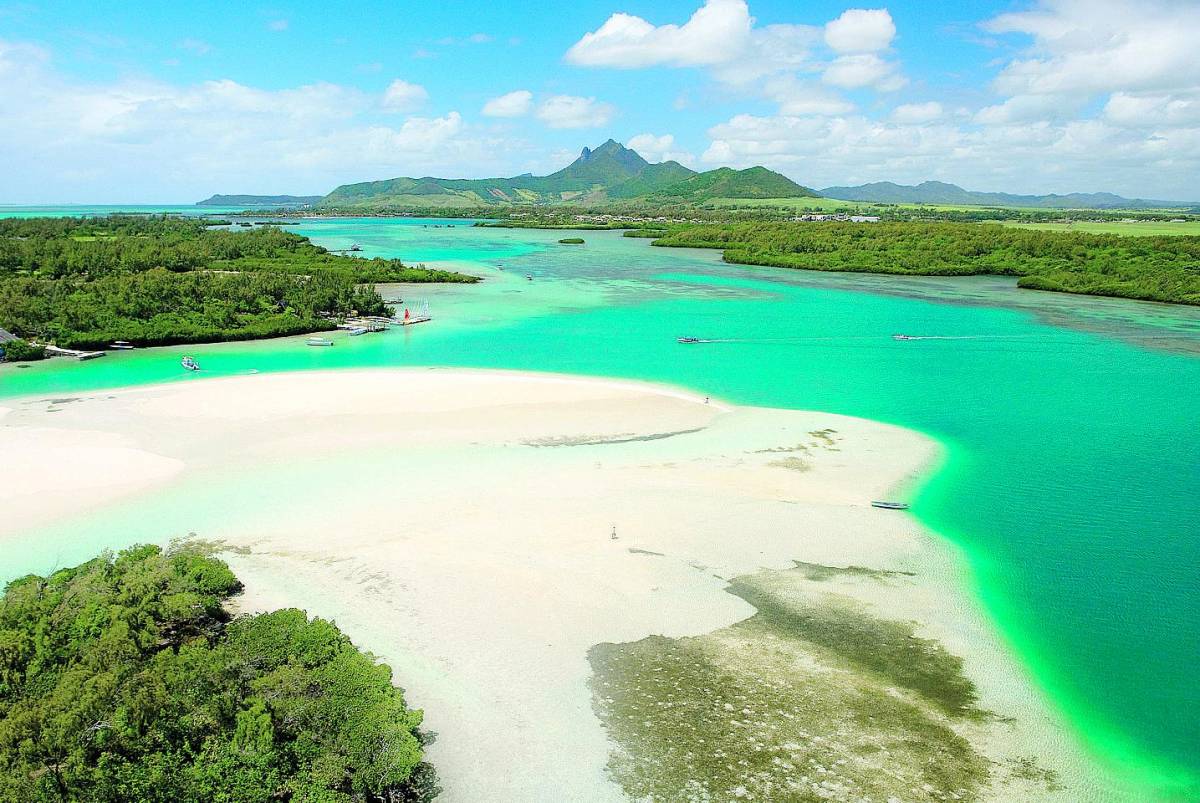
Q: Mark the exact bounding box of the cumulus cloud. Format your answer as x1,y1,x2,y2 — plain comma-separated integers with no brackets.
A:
381,79,428,112
984,0,1200,97
823,53,905,91
1104,91,1200,128
701,106,1199,199
626,133,696,165
565,0,751,68
974,93,1079,125
763,77,856,116
535,95,615,129
824,9,896,53
566,1,900,107
891,101,943,124
0,39,519,201
482,89,533,118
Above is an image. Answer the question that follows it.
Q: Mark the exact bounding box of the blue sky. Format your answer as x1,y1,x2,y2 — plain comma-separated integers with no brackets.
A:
1,0,1197,202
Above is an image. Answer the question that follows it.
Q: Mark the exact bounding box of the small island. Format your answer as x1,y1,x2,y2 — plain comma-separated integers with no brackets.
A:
558,237,585,244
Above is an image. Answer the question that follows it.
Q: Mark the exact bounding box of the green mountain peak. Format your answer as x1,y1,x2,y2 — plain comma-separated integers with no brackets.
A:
318,141,811,209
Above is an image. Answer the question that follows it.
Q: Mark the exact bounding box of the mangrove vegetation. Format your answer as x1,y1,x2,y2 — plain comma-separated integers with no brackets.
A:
652,221,1200,305
0,216,476,355
0,543,435,803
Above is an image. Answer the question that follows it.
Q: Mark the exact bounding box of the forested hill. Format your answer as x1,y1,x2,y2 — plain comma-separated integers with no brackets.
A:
196,194,322,207
317,140,813,209
818,180,1187,210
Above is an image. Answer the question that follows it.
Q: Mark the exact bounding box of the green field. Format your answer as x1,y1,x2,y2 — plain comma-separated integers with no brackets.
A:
704,196,874,212
704,196,1026,213
1003,221,1200,236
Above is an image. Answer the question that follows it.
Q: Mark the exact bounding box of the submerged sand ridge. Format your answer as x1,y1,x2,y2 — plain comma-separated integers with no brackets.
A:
0,369,1124,801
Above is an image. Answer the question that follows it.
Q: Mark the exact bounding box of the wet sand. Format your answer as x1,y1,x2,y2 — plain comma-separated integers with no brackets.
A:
0,368,1123,801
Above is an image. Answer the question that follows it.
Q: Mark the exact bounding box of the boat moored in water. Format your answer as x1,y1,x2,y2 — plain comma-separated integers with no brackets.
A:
181,356,200,371
893,334,916,341
677,337,701,344
870,500,909,510
306,337,334,347
110,341,134,350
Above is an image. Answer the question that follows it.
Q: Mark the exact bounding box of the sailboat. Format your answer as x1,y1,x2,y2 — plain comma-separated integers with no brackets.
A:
397,300,432,326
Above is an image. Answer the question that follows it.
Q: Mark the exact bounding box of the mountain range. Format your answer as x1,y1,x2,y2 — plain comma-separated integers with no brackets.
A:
316,140,816,209
818,181,1185,210
197,145,1192,211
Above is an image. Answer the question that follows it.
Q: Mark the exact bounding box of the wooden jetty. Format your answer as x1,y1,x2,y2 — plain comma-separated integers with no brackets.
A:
44,345,106,361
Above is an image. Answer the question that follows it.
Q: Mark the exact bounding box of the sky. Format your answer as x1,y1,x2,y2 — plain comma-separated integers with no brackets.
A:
1,0,1197,202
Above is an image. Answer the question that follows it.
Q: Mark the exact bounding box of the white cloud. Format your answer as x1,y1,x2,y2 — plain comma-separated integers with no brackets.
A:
1104,91,1200,128
891,101,943,124
984,0,1200,97
381,79,428,112
565,0,752,68
701,107,1200,199
267,19,289,32
824,9,896,53
482,89,533,118
823,53,904,91
763,77,856,116
627,133,696,165
565,1,905,110
535,95,615,129
0,39,523,202
974,93,1078,125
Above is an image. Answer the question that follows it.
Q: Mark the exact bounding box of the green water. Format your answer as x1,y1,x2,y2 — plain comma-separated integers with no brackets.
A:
2,217,1199,798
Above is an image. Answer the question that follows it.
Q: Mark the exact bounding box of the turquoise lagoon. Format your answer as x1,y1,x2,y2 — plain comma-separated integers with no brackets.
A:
1,216,1198,798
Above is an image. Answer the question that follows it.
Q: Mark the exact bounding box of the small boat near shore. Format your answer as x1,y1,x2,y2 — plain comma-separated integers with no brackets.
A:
307,337,334,347
870,500,909,510
181,356,200,371
677,337,701,344
893,334,916,341
110,341,134,350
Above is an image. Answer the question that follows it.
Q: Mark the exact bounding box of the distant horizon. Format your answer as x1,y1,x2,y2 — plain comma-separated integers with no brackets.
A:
3,138,1198,207
2,1,1197,203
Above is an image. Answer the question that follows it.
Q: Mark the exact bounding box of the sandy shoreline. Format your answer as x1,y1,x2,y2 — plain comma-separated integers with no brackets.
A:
0,368,1127,801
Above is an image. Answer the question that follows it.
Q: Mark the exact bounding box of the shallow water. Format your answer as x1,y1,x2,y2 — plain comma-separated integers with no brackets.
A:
1,216,1198,797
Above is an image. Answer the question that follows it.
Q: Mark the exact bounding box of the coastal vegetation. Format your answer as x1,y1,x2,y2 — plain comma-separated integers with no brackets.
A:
0,337,44,362
651,221,1200,305
0,216,475,354
0,543,435,802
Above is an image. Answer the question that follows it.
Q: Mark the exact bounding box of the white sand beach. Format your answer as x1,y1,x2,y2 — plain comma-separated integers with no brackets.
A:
0,369,1122,801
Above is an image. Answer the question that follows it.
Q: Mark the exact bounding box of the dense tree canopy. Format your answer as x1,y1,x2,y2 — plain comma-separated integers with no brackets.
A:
652,222,1200,305
0,216,475,354
0,544,434,803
